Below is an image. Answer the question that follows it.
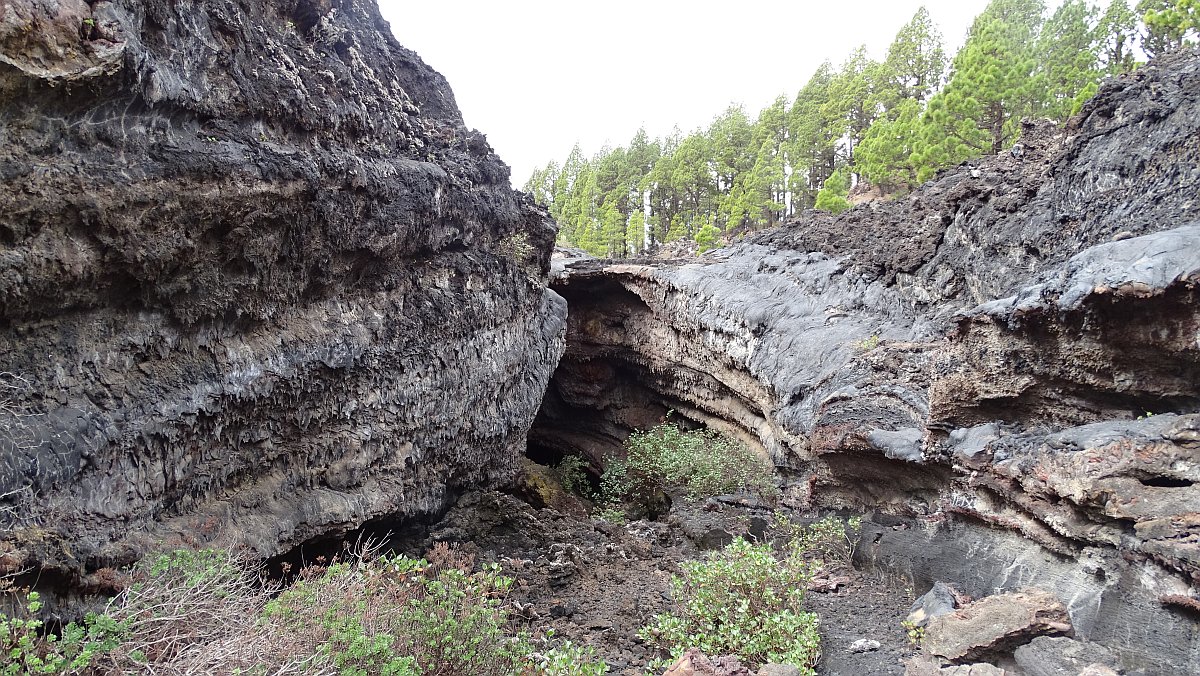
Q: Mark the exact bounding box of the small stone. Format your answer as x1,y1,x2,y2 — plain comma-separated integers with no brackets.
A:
664,648,753,675
758,665,802,676
808,574,852,593
849,638,882,653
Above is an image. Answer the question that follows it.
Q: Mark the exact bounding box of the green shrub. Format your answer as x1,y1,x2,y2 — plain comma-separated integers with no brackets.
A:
2,546,609,675
0,592,125,676
771,515,863,567
856,335,880,351
264,554,608,676
595,505,627,525
552,454,593,498
531,638,608,676
639,538,820,672
602,421,777,503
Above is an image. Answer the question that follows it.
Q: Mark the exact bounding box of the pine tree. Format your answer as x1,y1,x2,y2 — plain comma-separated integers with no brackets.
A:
670,132,715,239
1098,0,1140,76
1143,0,1200,53
788,62,838,210
915,0,1045,180
708,106,755,195
1037,0,1100,121
814,168,852,214
1139,0,1195,56
855,98,923,192
523,161,558,207
646,129,683,247
722,96,788,230
694,219,722,253
625,211,647,256
822,47,884,165
882,6,947,105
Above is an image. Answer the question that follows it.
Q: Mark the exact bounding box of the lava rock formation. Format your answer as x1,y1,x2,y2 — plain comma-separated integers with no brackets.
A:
0,0,565,599
538,51,1200,671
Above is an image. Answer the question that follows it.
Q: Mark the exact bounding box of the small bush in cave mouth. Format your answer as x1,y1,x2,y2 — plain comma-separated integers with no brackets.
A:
552,454,594,499
638,537,821,673
601,421,778,509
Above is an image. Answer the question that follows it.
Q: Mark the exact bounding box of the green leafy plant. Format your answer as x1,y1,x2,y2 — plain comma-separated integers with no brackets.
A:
531,640,608,676
552,454,593,498
857,335,881,351
3,545,608,675
901,619,926,646
0,591,126,676
595,505,627,524
264,553,608,676
602,419,778,504
639,538,820,673
771,515,864,568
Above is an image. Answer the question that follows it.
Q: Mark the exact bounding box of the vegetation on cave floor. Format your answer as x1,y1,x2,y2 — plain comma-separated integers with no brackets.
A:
0,516,870,676
525,0,1200,258
2,424,878,676
2,544,607,676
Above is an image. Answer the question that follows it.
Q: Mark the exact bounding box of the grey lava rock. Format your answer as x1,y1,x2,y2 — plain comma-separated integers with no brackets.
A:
924,589,1071,662
534,50,1200,674
0,0,565,600
848,638,882,653
908,582,962,628
1013,636,1122,676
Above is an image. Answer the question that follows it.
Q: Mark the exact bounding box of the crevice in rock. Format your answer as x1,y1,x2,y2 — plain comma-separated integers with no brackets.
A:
1138,476,1194,488
262,493,460,581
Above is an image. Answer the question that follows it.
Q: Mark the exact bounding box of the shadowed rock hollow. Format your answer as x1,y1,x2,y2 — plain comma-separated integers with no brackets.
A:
0,0,565,598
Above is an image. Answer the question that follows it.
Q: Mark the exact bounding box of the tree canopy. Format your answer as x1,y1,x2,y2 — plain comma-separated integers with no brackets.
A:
526,1,1171,258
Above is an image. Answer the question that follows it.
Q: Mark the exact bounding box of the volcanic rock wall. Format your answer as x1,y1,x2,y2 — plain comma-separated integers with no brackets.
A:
0,0,565,596
537,51,1200,671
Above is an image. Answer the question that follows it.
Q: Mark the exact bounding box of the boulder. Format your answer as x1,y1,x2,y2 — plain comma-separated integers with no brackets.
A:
0,0,565,605
908,582,963,627
904,656,1014,676
924,589,1071,662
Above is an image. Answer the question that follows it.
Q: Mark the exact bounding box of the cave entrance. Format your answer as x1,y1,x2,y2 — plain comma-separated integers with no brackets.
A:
524,273,667,475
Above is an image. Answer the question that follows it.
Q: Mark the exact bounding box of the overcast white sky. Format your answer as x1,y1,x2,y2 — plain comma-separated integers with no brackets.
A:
379,1,1069,187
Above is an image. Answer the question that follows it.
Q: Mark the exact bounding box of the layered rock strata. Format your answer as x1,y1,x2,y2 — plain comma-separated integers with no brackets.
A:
537,51,1200,671
0,0,565,599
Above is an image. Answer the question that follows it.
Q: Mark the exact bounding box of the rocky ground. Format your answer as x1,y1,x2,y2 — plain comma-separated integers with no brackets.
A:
377,476,1137,676
377,483,929,676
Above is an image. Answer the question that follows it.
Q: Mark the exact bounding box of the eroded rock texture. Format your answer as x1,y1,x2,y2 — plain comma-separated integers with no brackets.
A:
0,0,565,599
539,51,1200,671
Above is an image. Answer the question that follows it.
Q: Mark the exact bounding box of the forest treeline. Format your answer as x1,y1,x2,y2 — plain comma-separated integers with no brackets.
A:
523,0,1198,257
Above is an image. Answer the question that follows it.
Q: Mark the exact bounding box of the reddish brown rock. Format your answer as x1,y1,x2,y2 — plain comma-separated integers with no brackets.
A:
924,589,1071,663
661,649,752,676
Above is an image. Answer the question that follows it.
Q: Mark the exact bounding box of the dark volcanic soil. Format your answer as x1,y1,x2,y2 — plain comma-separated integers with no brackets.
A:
385,486,916,675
